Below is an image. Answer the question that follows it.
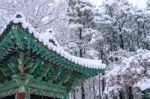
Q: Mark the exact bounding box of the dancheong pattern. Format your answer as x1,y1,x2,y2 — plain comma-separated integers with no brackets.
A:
0,15,105,99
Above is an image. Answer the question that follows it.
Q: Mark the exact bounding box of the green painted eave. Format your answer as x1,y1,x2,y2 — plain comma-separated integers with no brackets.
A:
0,22,105,98
0,23,104,77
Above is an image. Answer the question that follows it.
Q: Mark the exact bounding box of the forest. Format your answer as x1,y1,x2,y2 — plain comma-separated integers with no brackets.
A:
0,0,150,99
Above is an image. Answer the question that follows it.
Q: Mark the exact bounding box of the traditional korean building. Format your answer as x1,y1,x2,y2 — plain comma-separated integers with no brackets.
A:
0,14,105,99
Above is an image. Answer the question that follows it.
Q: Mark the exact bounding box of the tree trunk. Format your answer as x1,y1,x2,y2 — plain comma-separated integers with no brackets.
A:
119,91,125,99
81,84,85,99
79,27,85,99
99,74,102,99
102,73,105,93
79,27,83,57
128,86,133,99
93,79,96,99
119,34,124,49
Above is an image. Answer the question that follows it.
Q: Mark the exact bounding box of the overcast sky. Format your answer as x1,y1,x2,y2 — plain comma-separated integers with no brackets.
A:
91,0,147,9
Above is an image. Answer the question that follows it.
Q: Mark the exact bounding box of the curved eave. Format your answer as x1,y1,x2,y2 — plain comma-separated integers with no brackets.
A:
9,17,105,70
0,22,105,77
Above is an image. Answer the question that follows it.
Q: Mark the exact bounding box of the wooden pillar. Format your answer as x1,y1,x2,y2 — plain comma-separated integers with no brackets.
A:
12,74,32,99
17,93,26,99
16,84,30,99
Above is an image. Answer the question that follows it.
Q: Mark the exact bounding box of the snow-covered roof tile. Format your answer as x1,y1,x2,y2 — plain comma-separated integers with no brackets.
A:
1,14,106,70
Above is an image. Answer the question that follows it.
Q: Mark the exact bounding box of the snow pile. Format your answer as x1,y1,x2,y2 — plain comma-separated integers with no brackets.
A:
2,13,106,69
38,31,60,47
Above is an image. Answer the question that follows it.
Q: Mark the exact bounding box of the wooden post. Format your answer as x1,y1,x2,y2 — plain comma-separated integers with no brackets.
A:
17,93,26,99
16,84,30,99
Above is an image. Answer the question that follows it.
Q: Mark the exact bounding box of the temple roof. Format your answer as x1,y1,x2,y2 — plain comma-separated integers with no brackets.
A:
1,14,105,69
0,14,105,98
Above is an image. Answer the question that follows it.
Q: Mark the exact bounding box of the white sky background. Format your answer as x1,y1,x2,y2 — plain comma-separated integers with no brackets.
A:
91,0,147,9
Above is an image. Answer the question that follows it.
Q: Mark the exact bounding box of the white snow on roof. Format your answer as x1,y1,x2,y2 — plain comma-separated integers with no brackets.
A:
1,13,106,69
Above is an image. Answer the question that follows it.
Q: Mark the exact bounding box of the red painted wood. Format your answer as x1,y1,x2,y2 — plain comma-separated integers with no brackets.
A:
17,92,26,99
0,77,3,81
18,72,28,76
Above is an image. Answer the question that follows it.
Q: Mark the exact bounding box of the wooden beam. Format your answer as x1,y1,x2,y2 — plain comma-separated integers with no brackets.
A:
59,69,68,85
42,66,51,77
28,79,68,94
0,88,17,98
54,67,62,81
63,72,72,84
29,88,64,98
7,62,15,73
0,80,17,93
0,67,7,78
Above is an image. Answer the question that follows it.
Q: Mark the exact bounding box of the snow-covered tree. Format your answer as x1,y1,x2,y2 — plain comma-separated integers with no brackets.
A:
67,0,103,99
67,0,96,57
0,0,68,33
103,49,150,98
